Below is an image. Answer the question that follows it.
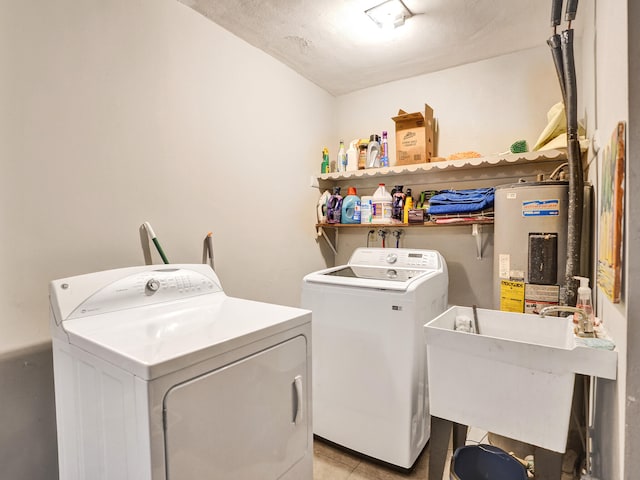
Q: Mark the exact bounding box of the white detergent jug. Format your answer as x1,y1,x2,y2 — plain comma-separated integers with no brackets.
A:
317,190,331,224
372,184,392,224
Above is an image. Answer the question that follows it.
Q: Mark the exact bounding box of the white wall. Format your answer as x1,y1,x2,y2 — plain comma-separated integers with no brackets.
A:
336,45,563,161
580,0,629,478
329,46,563,308
0,0,334,354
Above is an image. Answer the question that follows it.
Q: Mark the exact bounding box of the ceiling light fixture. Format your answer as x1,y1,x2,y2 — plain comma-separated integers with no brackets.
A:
365,0,414,29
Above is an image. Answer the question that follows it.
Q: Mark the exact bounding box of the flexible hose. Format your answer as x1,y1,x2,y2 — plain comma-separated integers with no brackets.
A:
561,28,584,307
547,2,583,307
550,0,563,28
547,34,567,103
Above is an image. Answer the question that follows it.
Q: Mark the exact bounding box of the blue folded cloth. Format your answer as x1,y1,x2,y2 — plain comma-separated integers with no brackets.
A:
428,188,495,214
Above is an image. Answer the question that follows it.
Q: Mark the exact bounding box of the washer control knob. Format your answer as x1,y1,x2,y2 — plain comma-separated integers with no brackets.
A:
145,279,160,295
386,269,398,279
386,253,398,264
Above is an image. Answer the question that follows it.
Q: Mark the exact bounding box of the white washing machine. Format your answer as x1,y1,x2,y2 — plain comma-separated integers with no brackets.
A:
301,248,448,469
50,264,312,480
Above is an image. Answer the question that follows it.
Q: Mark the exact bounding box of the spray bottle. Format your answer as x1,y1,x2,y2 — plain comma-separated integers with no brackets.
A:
574,276,595,334
321,147,330,174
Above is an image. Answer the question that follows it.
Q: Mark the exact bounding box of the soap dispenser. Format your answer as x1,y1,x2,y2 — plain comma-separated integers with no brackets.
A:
574,276,595,335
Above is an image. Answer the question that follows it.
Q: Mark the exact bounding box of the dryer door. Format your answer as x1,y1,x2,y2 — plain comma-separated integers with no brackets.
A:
163,335,309,479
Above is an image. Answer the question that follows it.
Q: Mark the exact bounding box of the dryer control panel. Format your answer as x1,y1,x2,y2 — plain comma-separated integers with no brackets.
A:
53,267,223,322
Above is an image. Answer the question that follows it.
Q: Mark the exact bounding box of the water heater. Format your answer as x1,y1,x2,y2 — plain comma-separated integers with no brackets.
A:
493,180,591,312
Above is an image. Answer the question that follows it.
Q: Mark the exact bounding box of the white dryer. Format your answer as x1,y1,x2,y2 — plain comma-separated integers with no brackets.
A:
50,264,312,480
301,248,448,469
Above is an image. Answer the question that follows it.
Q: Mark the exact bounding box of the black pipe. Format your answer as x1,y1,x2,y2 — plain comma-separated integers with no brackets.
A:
551,0,564,27
560,28,584,307
547,34,567,104
565,0,579,22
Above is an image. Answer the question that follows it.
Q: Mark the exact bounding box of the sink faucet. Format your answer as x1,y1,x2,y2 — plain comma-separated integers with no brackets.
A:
539,305,594,338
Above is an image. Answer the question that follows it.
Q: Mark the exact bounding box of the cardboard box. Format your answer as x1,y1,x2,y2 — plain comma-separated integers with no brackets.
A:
392,104,434,165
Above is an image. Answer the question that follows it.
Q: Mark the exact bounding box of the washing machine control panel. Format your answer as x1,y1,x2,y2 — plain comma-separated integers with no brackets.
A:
66,268,222,320
350,248,441,270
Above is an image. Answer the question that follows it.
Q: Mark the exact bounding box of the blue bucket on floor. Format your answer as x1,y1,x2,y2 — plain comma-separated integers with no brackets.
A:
450,444,527,479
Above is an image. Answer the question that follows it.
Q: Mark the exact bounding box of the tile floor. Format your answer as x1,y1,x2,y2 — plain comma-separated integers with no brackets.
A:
313,438,433,480
313,428,488,480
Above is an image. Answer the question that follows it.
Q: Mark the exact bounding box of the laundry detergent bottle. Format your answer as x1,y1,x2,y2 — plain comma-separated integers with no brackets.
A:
317,189,331,224
366,134,381,168
360,196,373,224
372,183,392,224
327,187,343,224
341,187,361,224
391,185,406,222
403,189,413,224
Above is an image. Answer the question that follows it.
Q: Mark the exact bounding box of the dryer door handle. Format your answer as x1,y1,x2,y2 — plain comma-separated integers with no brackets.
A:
293,375,304,425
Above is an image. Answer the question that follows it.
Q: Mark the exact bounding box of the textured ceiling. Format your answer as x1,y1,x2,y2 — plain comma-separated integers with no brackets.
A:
178,0,562,96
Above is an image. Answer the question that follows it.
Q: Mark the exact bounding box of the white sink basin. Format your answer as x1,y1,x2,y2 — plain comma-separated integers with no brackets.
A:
424,306,617,453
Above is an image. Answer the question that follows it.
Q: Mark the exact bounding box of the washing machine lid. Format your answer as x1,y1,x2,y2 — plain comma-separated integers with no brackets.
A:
303,265,438,290
303,248,444,291
50,264,311,380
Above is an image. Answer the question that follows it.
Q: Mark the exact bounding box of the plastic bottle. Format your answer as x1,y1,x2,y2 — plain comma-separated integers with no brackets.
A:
317,190,331,223
403,189,413,224
357,140,368,170
381,131,389,167
321,147,329,174
574,276,595,330
326,187,343,224
360,196,373,224
341,187,361,224
337,140,347,173
372,183,392,224
366,134,381,168
391,185,406,222
346,139,359,172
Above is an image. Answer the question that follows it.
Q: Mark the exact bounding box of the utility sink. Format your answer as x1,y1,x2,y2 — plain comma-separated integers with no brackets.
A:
424,306,617,453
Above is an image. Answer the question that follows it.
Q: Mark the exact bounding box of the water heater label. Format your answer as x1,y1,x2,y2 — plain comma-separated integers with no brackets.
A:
500,280,525,313
522,199,560,216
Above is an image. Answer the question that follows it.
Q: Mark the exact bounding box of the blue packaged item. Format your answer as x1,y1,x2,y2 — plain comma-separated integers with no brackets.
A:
341,187,361,224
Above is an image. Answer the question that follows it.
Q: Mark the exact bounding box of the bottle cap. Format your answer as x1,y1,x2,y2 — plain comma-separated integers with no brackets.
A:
347,187,357,195
573,276,590,293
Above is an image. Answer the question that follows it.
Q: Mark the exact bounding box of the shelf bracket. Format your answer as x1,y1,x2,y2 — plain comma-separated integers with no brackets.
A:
317,226,338,256
472,224,483,260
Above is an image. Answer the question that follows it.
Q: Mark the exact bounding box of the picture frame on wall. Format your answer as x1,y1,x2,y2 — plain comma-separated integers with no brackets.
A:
597,122,625,303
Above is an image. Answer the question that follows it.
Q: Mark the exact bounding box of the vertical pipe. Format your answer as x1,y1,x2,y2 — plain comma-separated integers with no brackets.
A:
548,34,567,104
560,28,584,306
